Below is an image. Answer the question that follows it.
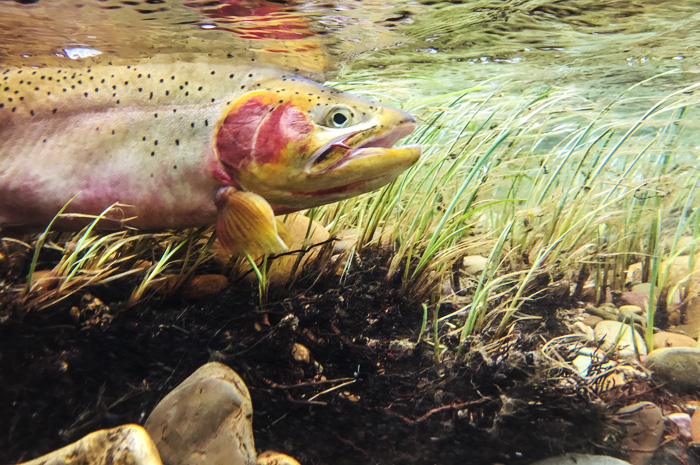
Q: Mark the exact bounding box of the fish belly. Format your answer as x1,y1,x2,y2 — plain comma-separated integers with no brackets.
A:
0,105,223,231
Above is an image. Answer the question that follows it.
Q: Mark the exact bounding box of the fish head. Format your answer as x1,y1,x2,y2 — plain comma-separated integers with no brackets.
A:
214,76,421,213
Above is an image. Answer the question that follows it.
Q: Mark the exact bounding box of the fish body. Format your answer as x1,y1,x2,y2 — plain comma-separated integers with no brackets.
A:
0,62,420,253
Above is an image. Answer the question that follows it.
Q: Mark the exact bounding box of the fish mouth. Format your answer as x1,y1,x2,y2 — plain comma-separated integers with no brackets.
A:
307,122,419,175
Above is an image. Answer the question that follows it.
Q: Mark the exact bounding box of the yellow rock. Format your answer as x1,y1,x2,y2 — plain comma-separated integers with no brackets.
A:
244,214,330,286
292,343,312,363
662,254,700,297
691,409,700,443
18,425,162,465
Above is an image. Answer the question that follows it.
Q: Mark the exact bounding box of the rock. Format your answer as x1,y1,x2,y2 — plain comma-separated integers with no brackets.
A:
683,295,700,339
615,402,664,465
618,291,649,311
257,451,301,465
691,409,700,442
625,262,643,287
663,254,700,297
667,412,692,441
145,362,299,465
570,321,595,341
461,255,488,274
244,214,330,286
631,283,652,296
181,274,228,300
531,454,631,465
652,331,697,349
332,228,359,255
594,320,647,358
581,314,603,328
646,347,700,392
292,343,311,363
619,304,643,315
17,425,162,465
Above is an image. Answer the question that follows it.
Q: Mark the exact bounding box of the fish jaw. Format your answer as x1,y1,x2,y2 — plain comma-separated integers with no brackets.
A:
214,77,421,212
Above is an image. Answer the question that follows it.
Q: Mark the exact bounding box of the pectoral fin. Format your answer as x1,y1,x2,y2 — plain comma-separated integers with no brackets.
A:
215,188,288,255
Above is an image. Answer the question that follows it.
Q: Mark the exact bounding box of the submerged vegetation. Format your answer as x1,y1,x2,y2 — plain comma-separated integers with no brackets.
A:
3,70,700,345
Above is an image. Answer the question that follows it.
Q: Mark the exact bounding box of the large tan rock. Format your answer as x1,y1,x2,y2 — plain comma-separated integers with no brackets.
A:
615,402,664,465
145,362,257,465
18,425,162,465
646,347,700,392
652,331,697,349
145,362,300,465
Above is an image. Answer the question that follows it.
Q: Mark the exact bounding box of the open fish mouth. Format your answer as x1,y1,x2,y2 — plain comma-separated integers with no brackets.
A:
307,122,419,175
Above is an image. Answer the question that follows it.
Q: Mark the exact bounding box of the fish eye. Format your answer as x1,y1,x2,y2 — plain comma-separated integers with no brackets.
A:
325,106,353,128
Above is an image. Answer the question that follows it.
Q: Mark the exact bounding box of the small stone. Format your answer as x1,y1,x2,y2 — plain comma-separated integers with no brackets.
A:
631,283,652,296
17,425,162,465
149,274,180,296
30,269,58,290
570,321,594,342
652,331,697,349
615,402,664,465
581,314,603,328
646,347,700,392
257,451,301,465
619,304,643,315
618,291,649,310
594,320,647,358
292,343,311,363
181,274,228,299
625,262,643,287
691,409,700,442
461,255,488,274
332,228,359,255
531,454,631,465
667,412,692,441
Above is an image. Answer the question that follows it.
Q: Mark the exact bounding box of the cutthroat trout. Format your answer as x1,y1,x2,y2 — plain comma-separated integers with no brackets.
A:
0,62,420,254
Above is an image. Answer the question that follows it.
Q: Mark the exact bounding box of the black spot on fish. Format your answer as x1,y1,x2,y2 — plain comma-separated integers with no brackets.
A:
52,108,57,114
154,113,158,118
240,85,245,89
165,90,170,96
112,130,115,135
149,91,153,100
211,71,215,75
229,74,234,79
154,140,158,146
29,110,34,116
138,88,143,92
211,98,215,102
143,136,147,141
84,92,89,97
185,91,189,96
204,119,209,126
190,122,195,128
175,139,180,145
171,76,175,80
173,165,177,169
198,86,203,91
42,139,47,143
151,152,155,156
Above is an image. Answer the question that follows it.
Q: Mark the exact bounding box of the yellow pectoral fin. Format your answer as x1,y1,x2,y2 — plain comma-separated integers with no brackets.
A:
215,188,288,255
